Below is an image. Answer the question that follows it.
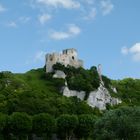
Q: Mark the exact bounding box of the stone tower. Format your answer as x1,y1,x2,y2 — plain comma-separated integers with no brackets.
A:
45,48,83,73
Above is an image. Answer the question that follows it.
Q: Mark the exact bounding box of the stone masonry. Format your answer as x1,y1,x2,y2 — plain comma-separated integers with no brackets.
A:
45,48,83,73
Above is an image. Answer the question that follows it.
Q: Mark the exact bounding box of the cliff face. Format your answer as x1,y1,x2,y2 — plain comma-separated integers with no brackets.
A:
52,69,122,110
87,84,122,110
62,83,122,110
63,86,86,100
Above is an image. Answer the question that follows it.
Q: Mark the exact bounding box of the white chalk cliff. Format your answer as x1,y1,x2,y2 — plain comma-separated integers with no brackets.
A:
61,83,121,110
62,86,86,100
87,84,122,110
48,49,121,110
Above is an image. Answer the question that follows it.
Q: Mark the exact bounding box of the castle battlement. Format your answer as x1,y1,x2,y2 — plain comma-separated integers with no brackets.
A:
45,48,83,73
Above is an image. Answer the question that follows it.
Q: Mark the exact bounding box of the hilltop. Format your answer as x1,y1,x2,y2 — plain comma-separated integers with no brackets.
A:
0,65,140,140
0,65,140,115
0,67,96,116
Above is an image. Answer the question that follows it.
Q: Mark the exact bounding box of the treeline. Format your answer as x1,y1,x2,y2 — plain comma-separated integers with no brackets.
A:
52,63,111,93
112,78,140,106
0,112,95,140
0,107,140,140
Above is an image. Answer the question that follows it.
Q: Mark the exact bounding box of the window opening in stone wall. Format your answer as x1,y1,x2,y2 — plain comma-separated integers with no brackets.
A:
72,56,74,60
50,56,53,61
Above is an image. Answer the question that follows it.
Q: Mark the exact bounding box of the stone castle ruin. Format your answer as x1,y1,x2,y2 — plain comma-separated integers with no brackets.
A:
45,48,121,110
45,48,83,73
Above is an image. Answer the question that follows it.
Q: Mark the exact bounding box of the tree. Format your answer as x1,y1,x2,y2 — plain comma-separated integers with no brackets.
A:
32,113,55,139
0,113,8,140
53,63,65,71
75,114,96,139
57,114,78,140
10,112,32,140
94,107,140,140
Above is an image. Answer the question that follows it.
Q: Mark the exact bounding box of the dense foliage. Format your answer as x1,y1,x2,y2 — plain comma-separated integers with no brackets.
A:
0,66,140,139
112,78,140,106
10,112,32,139
75,114,97,139
32,113,55,139
0,107,139,140
53,64,100,92
94,107,140,140
57,114,78,140
0,69,96,116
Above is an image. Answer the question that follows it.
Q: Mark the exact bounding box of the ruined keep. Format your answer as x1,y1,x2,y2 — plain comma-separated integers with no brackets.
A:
45,48,83,72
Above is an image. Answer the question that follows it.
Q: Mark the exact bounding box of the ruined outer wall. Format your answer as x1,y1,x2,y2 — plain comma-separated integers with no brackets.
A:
46,48,83,73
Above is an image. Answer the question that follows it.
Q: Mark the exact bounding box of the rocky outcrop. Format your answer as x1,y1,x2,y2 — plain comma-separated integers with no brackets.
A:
62,83,122,110
87,84,122,110
110,97,122,106
53,70,66,79
62,86,86,100
53,70,122,110
111,86,118,93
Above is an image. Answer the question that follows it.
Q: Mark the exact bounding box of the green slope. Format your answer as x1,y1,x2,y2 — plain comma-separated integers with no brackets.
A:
0,65,140,117
0,68,96,117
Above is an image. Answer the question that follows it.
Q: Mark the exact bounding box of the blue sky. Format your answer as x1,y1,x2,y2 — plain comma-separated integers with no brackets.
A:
0,0,140,79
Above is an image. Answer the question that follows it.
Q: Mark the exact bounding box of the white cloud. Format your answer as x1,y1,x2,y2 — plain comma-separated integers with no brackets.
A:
130,43,140,62
100,0,114,15
25,51,46,65
132,53,140,62
50,24,81,40
34,51,46,61
121,46,129,55
30,0,114,24
68,24,81,35
39,14,51,25
7,21,17,28
6,17,30,28
50,32,70,40
36,0,80,9
0,4,6,13
129,43,140,54
121,43,140,62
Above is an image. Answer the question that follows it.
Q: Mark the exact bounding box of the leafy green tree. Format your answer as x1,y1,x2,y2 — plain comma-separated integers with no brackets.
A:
94,107,140,140
102,75,111,89
90,66,100,89
51,78,65,90
75,114,96,139
53,63,65,71
57,114,78,140
76,101,95,115
53,64,101,94
32,113,55,139
112,78,140,105
0,113,8,140
10,112,32,140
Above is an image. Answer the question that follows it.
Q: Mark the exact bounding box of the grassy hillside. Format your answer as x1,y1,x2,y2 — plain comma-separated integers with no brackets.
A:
0,66,140,140
0,67,97,116
0,65,140,116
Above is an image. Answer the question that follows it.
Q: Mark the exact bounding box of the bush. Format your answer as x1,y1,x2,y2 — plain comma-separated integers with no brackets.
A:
32,113,55,138
94,107,140,140
75,114,96,139
57,114,78,140
10,112,32,139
